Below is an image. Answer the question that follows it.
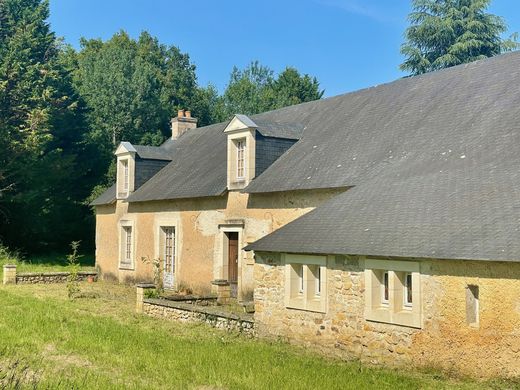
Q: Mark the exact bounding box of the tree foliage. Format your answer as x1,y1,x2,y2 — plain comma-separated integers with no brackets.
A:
221,61,323,117
0,0,93,252
400,0,518,75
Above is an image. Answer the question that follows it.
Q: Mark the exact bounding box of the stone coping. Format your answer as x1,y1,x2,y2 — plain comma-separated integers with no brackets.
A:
160,294,217,302
136,283,156,289
3,264,16,269
143,298,254,323
17,271,97,277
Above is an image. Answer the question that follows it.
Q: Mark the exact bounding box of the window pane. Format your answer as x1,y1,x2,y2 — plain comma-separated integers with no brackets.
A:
382,271,389,303
124,227,132,261
163,227,175,273
405,273,413,305
236,140,245,178
122,160,129,191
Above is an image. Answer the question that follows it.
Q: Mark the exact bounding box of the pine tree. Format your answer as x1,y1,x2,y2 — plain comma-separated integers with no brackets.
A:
0,0,91,252
400,0,518,75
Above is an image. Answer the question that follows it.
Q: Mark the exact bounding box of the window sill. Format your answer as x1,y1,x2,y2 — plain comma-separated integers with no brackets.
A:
119,264,135,271
365,308,421,329
286,297,326,313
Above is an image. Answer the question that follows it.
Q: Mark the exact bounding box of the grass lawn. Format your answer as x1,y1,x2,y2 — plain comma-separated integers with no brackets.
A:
0,282,514,389
0,250,95,275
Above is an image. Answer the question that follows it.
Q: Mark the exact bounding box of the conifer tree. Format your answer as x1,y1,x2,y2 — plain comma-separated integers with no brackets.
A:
400,0,518,75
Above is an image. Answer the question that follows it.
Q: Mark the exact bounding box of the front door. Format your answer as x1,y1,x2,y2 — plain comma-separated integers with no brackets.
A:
227,232,239,297
162,227,175,289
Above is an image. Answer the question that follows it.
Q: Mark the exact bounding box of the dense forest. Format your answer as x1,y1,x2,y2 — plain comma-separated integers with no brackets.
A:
0,0,516,255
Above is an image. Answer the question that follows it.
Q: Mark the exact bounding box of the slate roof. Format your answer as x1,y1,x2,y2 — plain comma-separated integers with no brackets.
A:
127,122,228,202
90,184,116,206
246,52,520,261
133,145,173,161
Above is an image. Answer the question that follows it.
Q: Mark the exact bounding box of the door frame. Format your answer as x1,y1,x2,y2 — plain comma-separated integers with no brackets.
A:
217,224,244,298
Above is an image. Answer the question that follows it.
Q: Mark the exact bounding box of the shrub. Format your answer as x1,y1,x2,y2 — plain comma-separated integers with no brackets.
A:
66,241,82,299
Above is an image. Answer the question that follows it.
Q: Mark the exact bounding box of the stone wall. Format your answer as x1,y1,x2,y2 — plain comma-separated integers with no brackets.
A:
15,271,97,284
143,298,255,336
254,253,520,378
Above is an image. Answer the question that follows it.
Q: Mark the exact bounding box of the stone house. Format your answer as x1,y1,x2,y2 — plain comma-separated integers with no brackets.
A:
93,52,520,376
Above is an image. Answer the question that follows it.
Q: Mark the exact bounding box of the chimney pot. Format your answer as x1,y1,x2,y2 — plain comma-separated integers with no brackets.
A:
171,109,197,140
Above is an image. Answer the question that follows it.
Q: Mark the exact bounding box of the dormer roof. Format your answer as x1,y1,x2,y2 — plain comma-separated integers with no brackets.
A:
224,114,304,140
114,142,172,161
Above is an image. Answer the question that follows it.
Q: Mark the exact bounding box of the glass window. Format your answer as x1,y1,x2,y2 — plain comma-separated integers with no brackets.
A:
236,139,245,179
124,226,132,262
381,271,389,304
164,227,175,274
404,273,413,306
122,160,129,191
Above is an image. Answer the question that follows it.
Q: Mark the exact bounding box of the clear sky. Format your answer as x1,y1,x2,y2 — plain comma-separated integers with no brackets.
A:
48,0,520,97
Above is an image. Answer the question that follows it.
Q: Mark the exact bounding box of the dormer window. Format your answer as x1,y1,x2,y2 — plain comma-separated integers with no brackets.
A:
224,115,257,190
236,139,246,180
115,142,137,199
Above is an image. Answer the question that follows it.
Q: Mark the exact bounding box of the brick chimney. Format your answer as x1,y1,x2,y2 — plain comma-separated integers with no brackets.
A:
171,109,197,139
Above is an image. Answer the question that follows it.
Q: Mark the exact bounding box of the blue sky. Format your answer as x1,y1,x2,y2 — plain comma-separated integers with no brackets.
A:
49,0,520,97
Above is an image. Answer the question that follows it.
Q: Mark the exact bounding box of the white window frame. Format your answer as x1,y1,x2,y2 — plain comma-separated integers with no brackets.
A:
284,254,327,313
119,220,135,270
365,259,421,328
236,139,246,180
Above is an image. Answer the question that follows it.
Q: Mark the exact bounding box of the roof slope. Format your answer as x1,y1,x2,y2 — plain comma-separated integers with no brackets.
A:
128,122,228,202
244,51,520,193
133,145,173,161
90,184,116,206
247,52,520,260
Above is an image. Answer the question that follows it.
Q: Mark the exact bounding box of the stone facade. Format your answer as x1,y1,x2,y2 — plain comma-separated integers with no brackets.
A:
95,188,344,300
254,253,520,378
143,298,255,336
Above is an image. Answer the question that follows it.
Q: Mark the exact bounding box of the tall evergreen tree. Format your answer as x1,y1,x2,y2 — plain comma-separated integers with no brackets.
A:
400,0,518,75
0,0,91,251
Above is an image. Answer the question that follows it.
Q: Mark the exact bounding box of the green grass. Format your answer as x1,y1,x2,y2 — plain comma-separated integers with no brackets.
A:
0,244,95,275
0,282,512,389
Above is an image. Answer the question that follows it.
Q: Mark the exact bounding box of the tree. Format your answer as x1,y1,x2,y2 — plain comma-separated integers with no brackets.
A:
0,0,92,252
400,0,518,75
221,61,324,117
271,67,324,107
73,31,215,194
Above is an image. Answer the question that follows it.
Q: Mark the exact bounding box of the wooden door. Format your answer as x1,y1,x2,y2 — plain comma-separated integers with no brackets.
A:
227,232,239,297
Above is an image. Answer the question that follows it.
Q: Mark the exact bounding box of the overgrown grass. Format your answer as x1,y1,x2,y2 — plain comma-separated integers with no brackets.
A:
0,282,512,389
0,243,94,275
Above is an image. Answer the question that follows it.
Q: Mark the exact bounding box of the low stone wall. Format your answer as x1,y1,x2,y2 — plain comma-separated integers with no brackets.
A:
16,271,98,284
143,298,255,336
